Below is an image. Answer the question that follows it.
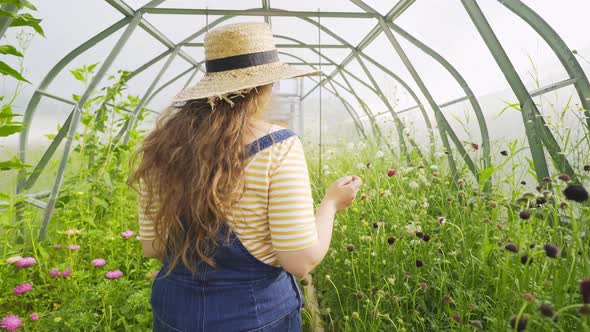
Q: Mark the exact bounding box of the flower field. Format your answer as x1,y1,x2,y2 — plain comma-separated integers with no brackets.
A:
2,137,590,331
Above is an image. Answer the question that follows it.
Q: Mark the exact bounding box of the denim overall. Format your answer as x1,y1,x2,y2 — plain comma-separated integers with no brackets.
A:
151,129,305,332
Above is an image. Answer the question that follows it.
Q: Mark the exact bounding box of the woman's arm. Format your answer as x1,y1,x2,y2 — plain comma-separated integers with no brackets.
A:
275,176,362,277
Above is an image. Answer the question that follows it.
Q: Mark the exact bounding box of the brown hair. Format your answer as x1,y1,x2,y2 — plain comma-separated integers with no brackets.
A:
129,84,273,273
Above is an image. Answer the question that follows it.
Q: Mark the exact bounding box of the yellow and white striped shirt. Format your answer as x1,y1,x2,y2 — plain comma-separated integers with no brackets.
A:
138,126,318,266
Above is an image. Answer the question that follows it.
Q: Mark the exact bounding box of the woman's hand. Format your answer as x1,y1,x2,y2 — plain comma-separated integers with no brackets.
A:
324,175,363,212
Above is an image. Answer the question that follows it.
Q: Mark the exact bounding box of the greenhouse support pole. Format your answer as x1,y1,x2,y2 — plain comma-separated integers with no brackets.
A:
17,17,132,194
38,14,142,241
500,0,590,129
354,53,410,159
377,18,463,181
146,64,200,106
0,2,21,38
338,71,391,151
461,0,576,181
121,47,180,146
183,67,200,89
388,22,492,181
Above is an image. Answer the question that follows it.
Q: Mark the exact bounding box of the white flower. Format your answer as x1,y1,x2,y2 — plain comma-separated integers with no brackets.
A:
422,201,429,208
434,152,446,158
322,165,330,170
375,150,384,158
357,163,365,170
369,189,377,197
381,190,391,197
430,165,439,171
371,252,377,257
405,223,422,234
419,175,428,183
409,181,419,189
437,216,446,225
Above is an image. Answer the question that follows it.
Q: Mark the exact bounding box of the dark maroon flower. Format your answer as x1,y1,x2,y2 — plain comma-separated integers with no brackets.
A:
422,234,431,242
521,255,533,265
372,222,379,229
387,169,398,177
387,237,395,245
510,315,528,331
542,177,552,183
521,181,527,185
442,295,454,303
519,211,531,220
536,185,542,192
500,150,508,156
356,292,364,299
505,243,519,253
558,174,571,182
416,260,423,268
544,244,560,258
580,280,590,304
416,232,424,239
366,162,371,169
346,244,355,252
452,314,461,323
300,278,309,286
471,143,479,151
539,303,555,318
563,185,589,203
584,165,590,172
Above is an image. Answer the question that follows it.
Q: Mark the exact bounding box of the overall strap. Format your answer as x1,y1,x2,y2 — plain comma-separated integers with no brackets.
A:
246,129,297,158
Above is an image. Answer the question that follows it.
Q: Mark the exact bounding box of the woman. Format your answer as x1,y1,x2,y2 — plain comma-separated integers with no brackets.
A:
130,22,362,332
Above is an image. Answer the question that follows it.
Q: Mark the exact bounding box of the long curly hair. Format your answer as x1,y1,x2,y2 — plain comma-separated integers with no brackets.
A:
129,84,273,273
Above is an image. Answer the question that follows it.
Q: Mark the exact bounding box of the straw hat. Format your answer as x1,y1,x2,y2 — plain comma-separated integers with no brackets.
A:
173,22,321,103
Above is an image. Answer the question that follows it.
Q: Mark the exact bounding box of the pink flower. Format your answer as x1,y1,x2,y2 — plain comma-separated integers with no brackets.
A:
60,268,72,278
30,313,39,321
91,259,106,267
68,244,80,251
49,269,60,278
15,257,36,268
5,256,22,264
420,282,428,290
53,244,62,249
1,314,22,331
13,283,33,295
121,230,134,238
105,270,124,279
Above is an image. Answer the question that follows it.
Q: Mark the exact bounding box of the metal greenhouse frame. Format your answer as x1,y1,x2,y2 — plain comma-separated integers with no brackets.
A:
4,0,589,240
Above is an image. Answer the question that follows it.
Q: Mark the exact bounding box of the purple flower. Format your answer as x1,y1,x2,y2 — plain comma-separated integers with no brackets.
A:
91,258,106,267
30,313,39,321
49,269,60,278
53,244,62,249
105,270,124,279
60,268,72,278
13,283,32,295
121,230,135,239
1,315,22,332
68,244,80,251
15,257,36,268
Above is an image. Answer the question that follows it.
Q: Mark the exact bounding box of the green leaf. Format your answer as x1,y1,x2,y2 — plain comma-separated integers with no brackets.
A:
479,165,494,191
10,13,44,36
23,0,37,10
0,9,16,18
0,0,35,9
88,63,98,72
0,156,30,171
525,157,536,172
0,45,23,57
0,61,29,83
70,69,85,82
0,123,23,136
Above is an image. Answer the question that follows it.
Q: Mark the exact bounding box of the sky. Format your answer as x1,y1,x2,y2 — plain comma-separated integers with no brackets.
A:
1,0,589,150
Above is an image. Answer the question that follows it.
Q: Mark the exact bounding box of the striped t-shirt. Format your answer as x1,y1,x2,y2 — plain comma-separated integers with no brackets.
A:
138,126,318,266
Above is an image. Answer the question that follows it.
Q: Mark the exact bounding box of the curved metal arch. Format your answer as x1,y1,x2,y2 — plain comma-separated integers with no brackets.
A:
388,22,491,174
499,0,590,130
276,51,367,139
